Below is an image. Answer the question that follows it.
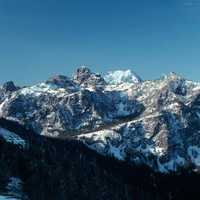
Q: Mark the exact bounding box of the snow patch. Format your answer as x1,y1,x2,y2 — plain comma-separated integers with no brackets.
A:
136,144,165,157
78,129,121,143
78,130,123,160
0,196,18,200
0,128,26,148
108,143,124,160
20,83,66,97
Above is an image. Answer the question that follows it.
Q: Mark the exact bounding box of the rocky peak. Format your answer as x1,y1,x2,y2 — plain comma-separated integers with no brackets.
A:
163,73,187,96
73,66,106,89
2,81,19,92
73,66,92,84
46,75,78,91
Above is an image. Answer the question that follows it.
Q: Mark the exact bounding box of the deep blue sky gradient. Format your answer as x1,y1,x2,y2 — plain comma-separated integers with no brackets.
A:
0,0,200,85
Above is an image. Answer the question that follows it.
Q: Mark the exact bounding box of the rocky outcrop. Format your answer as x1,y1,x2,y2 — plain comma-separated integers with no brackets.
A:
2,81,19,92
73,66,106,89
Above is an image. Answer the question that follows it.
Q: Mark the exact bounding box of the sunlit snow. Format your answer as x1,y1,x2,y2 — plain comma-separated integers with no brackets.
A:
105,70,141,85
20,83,66,97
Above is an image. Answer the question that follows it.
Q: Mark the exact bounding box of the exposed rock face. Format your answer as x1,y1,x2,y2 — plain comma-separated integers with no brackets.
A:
73,66,106,89
1,67,200,174
2,81,19,92
0,81,20,106
74,66,92,84
46,75,79,92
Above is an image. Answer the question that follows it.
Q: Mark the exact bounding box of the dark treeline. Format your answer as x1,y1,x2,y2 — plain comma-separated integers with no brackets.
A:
0,118,199,200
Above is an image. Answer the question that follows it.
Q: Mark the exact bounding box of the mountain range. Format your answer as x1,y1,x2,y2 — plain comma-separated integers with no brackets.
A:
1,66,200,199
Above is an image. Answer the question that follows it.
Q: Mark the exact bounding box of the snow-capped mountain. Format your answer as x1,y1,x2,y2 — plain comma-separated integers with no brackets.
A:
104,69,142,85
1,67,200,173
0,67,143,136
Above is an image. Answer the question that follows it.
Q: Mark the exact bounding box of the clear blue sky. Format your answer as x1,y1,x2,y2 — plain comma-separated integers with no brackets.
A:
0,0,200,85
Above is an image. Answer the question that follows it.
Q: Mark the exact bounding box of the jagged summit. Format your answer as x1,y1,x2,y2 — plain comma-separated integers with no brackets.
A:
2,81,19,92
73,66,92,84
162,72,185,81
73,66,106,89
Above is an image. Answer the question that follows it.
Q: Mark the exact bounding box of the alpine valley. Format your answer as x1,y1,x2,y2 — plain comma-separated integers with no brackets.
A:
0,66,200,199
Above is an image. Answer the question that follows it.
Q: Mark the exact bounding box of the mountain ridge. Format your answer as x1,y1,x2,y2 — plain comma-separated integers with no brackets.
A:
1,67,200,174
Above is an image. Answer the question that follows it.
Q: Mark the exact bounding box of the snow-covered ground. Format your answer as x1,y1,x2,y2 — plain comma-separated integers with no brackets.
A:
0,128,25,148
0,195,18,200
